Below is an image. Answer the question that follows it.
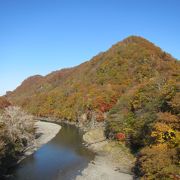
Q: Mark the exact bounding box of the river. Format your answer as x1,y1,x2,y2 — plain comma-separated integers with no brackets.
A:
7,123,95,180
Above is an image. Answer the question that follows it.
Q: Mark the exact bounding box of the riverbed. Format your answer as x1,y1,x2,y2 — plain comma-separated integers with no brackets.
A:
7,123,95,180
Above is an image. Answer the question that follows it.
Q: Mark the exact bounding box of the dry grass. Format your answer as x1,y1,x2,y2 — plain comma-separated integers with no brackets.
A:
0,106,35,174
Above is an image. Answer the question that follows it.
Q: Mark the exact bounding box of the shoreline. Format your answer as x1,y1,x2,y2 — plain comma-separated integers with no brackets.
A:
3,121,61,179
34,118,135,180
19,121,61,162
76,128,135,180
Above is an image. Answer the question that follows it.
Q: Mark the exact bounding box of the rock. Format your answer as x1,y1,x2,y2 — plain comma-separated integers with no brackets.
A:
83,128,106,145
77,126,135,180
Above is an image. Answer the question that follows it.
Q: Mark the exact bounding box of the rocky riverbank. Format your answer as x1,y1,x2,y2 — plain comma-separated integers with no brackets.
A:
35,118,135,180
76,128,135,180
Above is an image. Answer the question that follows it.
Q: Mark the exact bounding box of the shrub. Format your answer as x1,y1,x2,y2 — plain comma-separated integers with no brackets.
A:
136,144,179,180
0,106,35,175
116,133,126,141
0,97,11,109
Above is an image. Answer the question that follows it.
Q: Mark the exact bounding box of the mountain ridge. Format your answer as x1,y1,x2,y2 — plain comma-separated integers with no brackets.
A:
5,35,180,179
9,35,177,94
7,35,179,119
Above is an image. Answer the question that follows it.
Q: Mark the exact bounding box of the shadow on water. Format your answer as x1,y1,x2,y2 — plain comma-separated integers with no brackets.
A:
7,123,95,180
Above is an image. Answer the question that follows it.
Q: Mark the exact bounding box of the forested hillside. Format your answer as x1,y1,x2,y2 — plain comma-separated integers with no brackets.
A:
7,36,179,120
7,36,180,179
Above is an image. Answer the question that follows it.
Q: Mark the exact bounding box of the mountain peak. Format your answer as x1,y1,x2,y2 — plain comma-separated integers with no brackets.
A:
7,36,178,117
120,35,155,47
123,35,148,41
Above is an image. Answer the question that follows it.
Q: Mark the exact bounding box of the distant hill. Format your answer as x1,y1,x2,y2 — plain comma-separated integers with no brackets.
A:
6,36,180,179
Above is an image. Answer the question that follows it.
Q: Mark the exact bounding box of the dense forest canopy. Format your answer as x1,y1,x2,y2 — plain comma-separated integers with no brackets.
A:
7,36,179,119
5,36,180,179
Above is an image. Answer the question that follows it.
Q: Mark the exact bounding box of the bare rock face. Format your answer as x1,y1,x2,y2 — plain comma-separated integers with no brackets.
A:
83,128,106,145
81,113,87,121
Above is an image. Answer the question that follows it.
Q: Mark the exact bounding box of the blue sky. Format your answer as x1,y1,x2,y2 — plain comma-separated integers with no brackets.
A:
0,0,179,95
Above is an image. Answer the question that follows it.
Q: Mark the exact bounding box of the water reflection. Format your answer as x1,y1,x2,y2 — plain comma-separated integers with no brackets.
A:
8,123,94,180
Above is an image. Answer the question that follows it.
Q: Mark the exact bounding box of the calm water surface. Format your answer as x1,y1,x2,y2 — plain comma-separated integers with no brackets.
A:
8,123,94,180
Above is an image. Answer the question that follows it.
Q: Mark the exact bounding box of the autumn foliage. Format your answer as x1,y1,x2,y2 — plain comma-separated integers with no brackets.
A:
0,97,11,109
116,133,126,141
6,36,180,179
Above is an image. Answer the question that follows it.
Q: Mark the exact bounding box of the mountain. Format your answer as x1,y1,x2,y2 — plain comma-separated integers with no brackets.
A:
6,36,180,179
7,36,179,119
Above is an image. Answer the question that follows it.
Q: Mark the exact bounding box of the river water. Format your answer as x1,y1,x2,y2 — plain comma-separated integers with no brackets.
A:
8,123,94,180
